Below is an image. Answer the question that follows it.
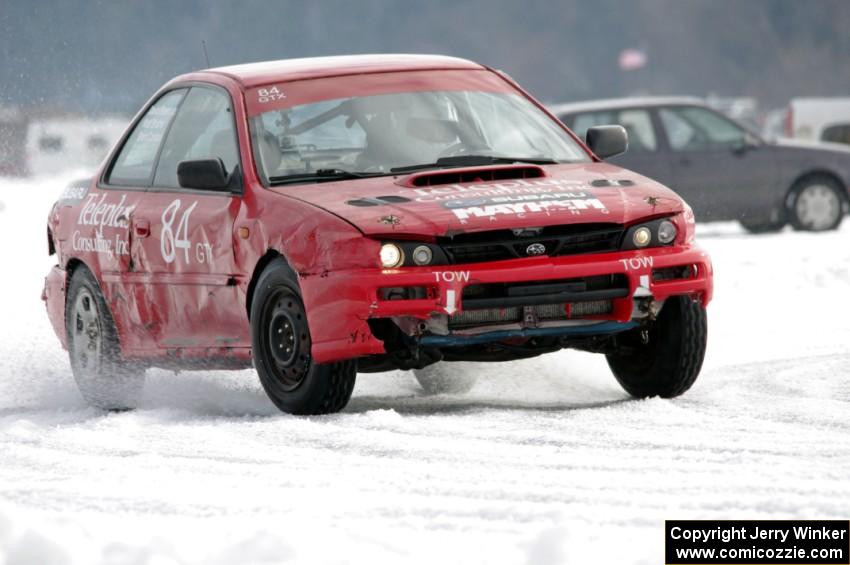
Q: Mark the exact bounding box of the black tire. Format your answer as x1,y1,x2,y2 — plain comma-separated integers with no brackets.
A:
787,175,845,232
65,265,145,410
413,363,478,394
606,295,707,398
739,217,785,234
250,258,356,415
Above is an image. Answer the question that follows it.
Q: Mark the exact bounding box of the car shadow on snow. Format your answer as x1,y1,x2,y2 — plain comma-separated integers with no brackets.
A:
344,395,634,416
0,364,634,421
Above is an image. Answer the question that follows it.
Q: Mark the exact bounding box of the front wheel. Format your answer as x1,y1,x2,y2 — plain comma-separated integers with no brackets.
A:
787,176,845,232
606,295,707,398
250,259,356,415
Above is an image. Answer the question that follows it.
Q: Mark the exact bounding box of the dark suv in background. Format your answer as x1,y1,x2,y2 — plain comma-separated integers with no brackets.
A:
552,97,850,232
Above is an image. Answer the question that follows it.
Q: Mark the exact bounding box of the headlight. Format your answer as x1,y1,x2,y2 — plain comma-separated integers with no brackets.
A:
632,226,652,247
657,220,677,244
411,245,433,266
380,243,404,268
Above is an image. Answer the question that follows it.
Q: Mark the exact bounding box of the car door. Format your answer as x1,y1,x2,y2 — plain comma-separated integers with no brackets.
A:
98,88,187,353
129,85,249,350
563,108,674,186
655,105,777,221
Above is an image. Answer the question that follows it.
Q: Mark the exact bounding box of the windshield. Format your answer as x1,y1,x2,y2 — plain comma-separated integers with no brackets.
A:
250,90,589,183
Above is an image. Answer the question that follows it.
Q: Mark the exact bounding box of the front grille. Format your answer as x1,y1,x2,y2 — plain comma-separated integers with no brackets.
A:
439,223,624,265
448,300,613,328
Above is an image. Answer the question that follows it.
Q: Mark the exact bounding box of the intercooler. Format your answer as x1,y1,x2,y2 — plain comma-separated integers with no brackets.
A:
448,299,613,328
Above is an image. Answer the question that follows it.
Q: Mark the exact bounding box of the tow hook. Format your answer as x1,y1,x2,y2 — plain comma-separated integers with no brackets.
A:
522,306,539,328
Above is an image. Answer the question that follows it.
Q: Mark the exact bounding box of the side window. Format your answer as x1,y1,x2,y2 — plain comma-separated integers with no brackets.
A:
617,110,657,153
153,87,239,188
108,89,185,186
569,112,615,143
569,110,657,153
822,124,850,145
659,106,746,151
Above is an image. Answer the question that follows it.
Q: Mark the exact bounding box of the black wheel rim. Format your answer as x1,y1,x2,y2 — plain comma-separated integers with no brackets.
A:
260,288,311,392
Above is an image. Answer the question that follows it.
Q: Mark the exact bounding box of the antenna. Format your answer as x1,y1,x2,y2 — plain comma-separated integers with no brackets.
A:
202,40,211,68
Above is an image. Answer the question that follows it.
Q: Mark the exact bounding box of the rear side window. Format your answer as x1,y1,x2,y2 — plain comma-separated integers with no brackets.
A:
107,89,185,186
822,124,850,145
153,87,239,188
569,109,657,153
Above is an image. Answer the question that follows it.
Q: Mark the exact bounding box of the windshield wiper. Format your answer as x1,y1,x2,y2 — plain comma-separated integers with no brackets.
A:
390,155,560,174
268,168,390,185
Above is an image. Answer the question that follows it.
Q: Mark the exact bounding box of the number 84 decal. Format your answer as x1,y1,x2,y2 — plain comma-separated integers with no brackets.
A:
160,199,213,265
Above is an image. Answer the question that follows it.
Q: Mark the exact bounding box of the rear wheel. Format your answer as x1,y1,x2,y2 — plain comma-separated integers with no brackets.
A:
413,363,478,394
606,295,707,398
787,176,845,231
251,259,356,415
65,265,145,410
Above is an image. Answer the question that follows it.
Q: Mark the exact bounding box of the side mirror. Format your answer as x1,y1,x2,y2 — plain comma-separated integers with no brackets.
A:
177,158,232,191
586,125,628,159
731,133,762,156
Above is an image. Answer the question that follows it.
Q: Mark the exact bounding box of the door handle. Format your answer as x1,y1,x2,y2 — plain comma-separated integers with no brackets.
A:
134,219,151,238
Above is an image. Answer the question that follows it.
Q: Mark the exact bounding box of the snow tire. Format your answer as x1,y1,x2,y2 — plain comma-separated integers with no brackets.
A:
606,295,707,398
65,264,145,410
251,258,356,415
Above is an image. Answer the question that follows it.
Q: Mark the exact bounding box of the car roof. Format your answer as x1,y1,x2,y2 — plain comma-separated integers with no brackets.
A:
194,54,486,88
549,96,705,116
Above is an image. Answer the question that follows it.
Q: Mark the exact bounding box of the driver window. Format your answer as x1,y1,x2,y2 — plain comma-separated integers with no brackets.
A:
153,86,239,188
659,106,746,151
570,109,657,153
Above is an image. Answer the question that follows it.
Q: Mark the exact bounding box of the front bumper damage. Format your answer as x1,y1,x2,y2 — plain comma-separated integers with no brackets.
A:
301,245,713,363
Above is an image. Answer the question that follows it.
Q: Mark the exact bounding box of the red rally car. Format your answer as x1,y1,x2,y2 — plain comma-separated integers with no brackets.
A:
43,55,713,414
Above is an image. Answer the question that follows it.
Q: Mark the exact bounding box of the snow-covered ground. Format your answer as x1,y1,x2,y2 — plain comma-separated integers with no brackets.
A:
0,173,848,565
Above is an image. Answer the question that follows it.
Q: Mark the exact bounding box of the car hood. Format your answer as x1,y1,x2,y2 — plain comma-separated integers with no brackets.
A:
270,162,685,237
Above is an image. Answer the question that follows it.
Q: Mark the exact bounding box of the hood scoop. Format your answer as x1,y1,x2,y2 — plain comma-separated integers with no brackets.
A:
399,164,545,188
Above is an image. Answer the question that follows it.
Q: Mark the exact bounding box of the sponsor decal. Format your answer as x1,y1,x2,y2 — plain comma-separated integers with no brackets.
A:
59,180,90,203
406,178,617,222
73,193,134,259
71,230,129,259
77,193,134,229
450,198,608,222
412,178,589,204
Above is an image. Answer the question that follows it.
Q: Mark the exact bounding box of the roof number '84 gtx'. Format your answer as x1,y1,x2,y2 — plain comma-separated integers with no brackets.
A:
43,54,713,414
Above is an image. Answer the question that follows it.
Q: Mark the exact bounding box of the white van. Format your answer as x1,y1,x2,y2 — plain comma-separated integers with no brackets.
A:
785,97,850,145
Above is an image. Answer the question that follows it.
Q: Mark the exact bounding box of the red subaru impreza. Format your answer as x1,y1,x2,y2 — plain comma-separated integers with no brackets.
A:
43,54,713,414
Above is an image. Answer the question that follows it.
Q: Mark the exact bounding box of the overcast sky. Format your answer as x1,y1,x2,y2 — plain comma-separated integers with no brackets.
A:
2,0,848,115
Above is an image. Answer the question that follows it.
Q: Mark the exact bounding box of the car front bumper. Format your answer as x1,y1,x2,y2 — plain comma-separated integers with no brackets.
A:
301,244,713,363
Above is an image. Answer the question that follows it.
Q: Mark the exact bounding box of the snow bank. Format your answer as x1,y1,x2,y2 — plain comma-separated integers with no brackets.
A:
0,173,848,564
